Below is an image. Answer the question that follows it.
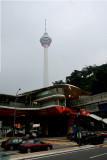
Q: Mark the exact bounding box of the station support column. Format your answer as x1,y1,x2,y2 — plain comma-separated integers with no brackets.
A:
0,121,2,139
25,115,31,134
45,121,48,136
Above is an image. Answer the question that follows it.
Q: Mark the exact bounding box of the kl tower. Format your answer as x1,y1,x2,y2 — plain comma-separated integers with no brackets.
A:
40,20,52,87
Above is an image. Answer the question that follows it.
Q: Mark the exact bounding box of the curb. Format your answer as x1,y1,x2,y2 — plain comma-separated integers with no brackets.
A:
10,145,95,160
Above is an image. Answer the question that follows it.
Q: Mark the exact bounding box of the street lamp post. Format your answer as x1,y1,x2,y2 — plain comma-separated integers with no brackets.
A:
13,88,21,137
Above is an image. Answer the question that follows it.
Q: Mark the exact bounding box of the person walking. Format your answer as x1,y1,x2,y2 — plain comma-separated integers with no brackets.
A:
77,131,82,147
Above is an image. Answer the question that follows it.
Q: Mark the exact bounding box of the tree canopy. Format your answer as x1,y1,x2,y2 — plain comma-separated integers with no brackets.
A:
53,63,107,95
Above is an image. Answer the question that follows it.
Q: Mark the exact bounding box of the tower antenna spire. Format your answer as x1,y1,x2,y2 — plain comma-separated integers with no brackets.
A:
45,19,46,33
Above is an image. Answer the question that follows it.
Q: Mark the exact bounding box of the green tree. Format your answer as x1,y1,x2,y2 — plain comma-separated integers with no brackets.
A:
66,70,81,86
53,63,107,94
90,64,107,94
66,65,96,92
52,80,65,85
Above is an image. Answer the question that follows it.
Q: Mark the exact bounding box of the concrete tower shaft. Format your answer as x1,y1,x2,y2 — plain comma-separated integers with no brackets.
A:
44,47,48,87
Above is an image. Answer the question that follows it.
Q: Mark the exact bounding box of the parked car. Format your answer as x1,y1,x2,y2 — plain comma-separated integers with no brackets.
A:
76,131,104,145
101,131,107,138
5,130,24,137
1,138,24,151
22,134,36,139
67,132,77,141
19,139,53,153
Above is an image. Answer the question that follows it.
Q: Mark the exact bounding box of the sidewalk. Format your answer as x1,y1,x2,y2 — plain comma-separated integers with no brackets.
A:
0,137,8,142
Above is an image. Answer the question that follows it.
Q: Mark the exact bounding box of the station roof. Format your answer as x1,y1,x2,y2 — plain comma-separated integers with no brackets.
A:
18,84,90,100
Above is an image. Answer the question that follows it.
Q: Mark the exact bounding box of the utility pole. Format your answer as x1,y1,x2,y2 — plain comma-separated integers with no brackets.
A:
13,88,21,137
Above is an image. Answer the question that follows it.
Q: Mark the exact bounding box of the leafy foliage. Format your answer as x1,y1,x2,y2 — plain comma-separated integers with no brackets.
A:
66,65,97,93
90,64,107,94
53,64,107,94
52,80,65,85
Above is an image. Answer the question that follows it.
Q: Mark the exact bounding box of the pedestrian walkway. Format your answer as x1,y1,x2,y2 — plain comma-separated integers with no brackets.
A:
0,137,8,142
37,137,77,146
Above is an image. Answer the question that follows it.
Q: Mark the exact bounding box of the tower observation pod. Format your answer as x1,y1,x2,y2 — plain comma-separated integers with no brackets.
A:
40,20,52,87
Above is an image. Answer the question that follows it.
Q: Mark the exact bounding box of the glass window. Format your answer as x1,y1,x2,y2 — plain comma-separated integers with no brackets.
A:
57,88,64,94
82,132,87,136
21,140,26,144
13,139,18,143
7,139,12,144
27,140,35,144
35,141,41,144
26,134,30,137
87,132,91,136
19,139,23,143
36,90,49,98
90,131,95,136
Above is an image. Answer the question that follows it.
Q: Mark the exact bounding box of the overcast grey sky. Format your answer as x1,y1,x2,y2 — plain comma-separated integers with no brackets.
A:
0,0,107,95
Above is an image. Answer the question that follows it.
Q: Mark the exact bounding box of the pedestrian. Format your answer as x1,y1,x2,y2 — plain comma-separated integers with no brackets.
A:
77,131,82,147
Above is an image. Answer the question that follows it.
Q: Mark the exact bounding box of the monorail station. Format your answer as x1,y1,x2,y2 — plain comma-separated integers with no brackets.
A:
0,84,107,137
1,20,107,138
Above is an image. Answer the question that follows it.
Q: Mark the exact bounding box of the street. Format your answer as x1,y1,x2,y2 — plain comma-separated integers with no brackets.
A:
25,145,107,160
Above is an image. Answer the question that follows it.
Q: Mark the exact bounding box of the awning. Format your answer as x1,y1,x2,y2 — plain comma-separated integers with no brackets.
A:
102,118,107,124
32,124,40,128
88,114,102,121
88,114,107,124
